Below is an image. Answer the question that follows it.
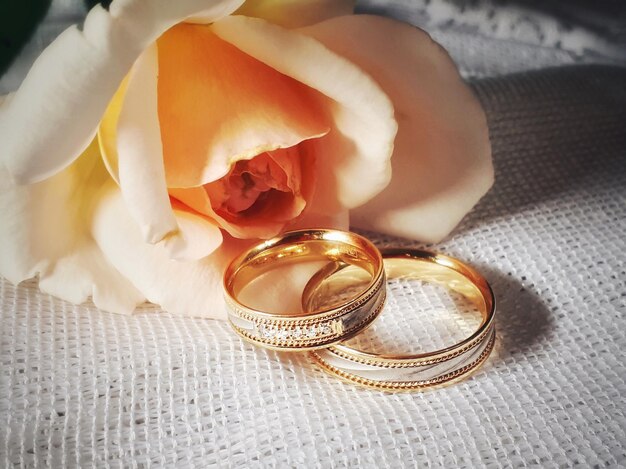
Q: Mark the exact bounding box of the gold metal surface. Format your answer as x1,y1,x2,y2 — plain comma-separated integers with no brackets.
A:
308,249,496,391
223,229,386,351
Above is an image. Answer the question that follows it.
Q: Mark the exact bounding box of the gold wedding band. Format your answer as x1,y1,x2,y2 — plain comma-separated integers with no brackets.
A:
308,249,496,391
224,229,386,351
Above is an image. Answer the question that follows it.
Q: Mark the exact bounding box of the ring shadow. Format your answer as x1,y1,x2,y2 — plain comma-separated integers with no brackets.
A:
475,263,554,361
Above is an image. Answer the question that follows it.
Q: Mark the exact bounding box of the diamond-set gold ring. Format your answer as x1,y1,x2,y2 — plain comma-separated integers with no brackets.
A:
224,230,496,391
223,229,386,351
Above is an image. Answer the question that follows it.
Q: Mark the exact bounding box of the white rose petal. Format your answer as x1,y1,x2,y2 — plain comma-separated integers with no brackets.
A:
0,0,246,185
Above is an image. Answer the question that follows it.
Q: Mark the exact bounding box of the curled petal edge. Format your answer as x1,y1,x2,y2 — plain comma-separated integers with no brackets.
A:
0,0,245,185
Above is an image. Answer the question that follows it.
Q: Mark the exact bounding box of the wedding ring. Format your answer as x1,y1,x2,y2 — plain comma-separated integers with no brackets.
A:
224,229,386,351
308,249,496,391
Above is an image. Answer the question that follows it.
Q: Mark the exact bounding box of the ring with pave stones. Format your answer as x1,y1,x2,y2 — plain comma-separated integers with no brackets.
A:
223,229,386,351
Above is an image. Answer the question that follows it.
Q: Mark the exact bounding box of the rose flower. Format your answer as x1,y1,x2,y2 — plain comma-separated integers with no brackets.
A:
0,0,492,317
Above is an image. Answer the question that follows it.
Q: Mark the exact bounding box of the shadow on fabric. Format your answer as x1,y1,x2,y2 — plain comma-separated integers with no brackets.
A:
477,264,553,362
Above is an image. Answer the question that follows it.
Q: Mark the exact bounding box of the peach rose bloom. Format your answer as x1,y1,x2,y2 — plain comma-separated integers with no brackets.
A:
0,0,492,317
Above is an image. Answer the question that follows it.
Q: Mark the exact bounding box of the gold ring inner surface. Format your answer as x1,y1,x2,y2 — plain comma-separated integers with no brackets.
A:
224,230,382,318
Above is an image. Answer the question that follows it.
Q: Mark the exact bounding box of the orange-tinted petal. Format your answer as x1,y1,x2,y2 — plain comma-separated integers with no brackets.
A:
303,15,493,242
170,144,311,238
156,23,329,188
206,152,293,214
210,16,397,217
98,46,222,260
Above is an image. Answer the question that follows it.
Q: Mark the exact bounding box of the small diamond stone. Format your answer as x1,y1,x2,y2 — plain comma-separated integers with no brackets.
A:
319,324,332,335
262,326,276,339
276,328,289,340
292,327,303,339
306,325,318,338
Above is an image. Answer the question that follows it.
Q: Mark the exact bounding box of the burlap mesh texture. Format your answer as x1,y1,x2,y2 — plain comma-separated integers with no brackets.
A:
1,64,625,467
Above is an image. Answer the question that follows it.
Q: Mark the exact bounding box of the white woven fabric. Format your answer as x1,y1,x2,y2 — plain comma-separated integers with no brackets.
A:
358,0,626,78
2,1,626,467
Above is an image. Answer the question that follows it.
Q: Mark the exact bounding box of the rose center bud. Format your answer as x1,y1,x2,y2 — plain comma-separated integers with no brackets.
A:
204,150,304,222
